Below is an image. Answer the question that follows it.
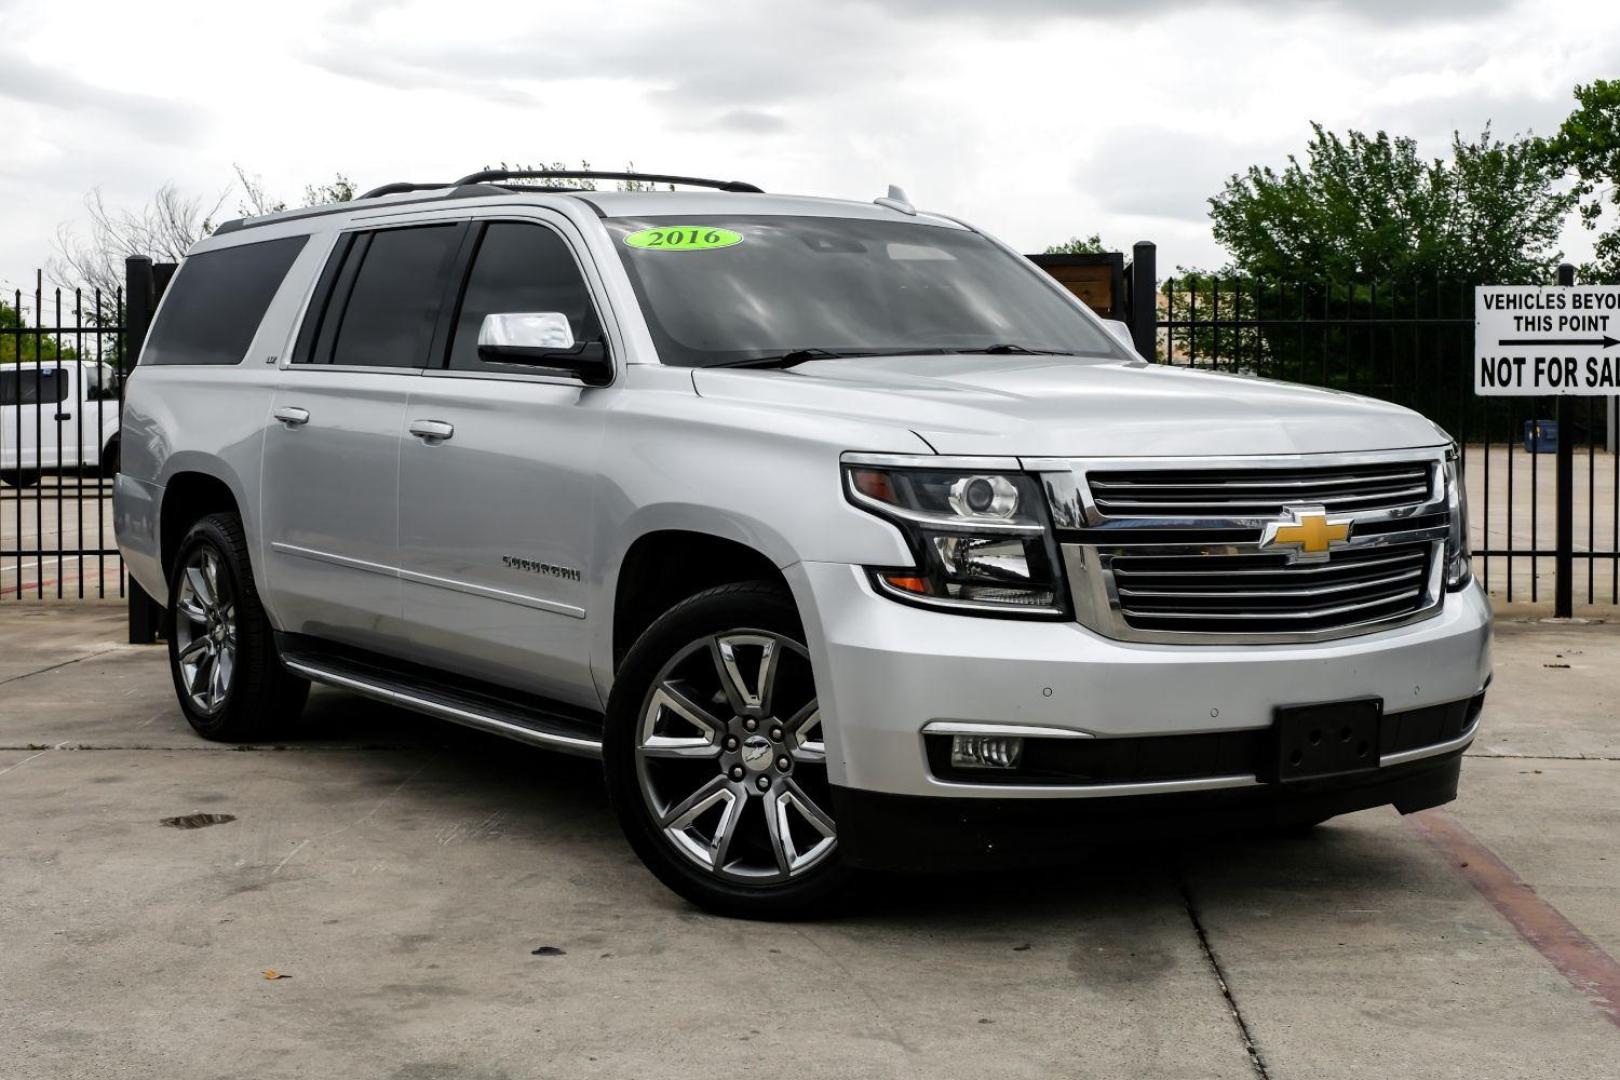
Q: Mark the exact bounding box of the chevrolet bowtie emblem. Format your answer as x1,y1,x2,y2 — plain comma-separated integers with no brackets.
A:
1260,506,1352,563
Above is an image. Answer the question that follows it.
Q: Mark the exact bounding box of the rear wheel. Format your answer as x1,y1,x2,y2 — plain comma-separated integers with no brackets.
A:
166,512,308,740
604,581,849,919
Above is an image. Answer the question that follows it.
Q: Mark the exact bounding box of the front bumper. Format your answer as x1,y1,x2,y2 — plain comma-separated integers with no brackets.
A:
788,561,1492,799
832,747,1465,871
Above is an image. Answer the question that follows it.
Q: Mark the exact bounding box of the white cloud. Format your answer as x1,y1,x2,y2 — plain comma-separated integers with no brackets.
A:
0,0,1615,285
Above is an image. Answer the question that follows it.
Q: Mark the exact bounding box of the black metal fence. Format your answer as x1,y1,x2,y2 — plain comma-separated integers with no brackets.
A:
4,249,1616,615
1155,264,1617,612
0,274,127,601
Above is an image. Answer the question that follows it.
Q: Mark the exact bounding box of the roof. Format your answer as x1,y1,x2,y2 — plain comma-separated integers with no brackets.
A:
210,185,964,239
574,189,962,226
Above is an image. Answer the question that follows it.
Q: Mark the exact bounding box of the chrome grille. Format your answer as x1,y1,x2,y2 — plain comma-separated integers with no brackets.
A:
1110,543,1433,636
1086,462,1433,519
1042,450,1454,645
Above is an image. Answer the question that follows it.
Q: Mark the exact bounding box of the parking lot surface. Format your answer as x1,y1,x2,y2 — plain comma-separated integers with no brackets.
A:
0,606,1616,1079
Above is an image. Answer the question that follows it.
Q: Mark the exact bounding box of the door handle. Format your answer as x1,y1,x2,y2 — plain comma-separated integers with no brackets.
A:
409,419,455,442
273,406,310,426
54,412,71,422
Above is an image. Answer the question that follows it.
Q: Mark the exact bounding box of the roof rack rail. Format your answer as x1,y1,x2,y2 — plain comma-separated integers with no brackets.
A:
450,169,764,193
356,181,457,199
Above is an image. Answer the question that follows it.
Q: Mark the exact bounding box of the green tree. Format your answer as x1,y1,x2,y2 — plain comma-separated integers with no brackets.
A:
1190,123,1575,442
1,299,77,364
1209,123,1574,286
1044,234,1108,255
235,166,356,216
1545,79,1620,283
483,160,673,191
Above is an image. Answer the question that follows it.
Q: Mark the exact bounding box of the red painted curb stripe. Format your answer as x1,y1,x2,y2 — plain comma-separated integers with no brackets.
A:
1407,807,1620,1029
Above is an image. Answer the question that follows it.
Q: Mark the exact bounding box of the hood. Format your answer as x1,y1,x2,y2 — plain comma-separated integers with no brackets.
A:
690,354,1446,458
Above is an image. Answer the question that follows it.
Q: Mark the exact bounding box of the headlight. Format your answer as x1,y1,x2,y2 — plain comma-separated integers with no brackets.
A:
1445,447,1472,590
844,462,1068,616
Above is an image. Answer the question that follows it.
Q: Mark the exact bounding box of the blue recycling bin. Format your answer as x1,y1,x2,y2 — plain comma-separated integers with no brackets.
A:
1524,420,1558,454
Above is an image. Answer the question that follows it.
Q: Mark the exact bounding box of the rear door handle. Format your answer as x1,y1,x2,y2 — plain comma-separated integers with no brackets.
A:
409,419,454,442
54,412,71,422
273,406,310,426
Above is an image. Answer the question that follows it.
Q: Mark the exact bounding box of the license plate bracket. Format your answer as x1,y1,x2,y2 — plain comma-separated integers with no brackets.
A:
1261,698,1383,784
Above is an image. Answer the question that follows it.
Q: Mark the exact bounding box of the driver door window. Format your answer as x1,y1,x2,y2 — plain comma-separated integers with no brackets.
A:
446,222,603,372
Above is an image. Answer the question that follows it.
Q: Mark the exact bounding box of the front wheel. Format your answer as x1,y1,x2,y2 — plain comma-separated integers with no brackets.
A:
166,512,308,740
603,581,850,919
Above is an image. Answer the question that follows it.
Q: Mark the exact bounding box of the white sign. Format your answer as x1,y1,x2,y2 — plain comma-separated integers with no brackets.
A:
1475,285,1620,395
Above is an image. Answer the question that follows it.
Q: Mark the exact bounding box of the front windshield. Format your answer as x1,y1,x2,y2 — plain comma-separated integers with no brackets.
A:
607,215,1121,367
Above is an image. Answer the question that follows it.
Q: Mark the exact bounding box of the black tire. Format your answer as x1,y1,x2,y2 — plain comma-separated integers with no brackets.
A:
603,581,853,919
165,512,308,740
2,469,38,489
99,437,120,478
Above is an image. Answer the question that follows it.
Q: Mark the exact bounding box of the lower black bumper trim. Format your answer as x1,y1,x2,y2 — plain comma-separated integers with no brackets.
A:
832,749,1463,872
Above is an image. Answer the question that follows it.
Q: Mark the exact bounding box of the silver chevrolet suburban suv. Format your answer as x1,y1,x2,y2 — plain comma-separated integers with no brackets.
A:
114,169,1492,917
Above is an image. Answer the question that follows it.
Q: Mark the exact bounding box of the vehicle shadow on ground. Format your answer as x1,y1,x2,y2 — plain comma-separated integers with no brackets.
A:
280,687,1432,926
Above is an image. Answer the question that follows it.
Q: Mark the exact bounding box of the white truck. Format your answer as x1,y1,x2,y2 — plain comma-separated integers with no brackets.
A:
1,360,122,486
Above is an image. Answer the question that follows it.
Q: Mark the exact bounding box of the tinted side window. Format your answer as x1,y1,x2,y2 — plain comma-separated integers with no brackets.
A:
0,369,68,405
142,236,307,366
325,225,462,368
448,223,602,371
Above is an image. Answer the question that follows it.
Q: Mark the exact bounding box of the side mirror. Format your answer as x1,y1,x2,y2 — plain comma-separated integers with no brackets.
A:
1101,318,1139,355
477,313,612,386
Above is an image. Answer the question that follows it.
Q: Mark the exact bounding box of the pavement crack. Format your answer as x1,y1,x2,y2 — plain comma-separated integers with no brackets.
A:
0,748,50,777
0,644,128,687
1177,874,1271,1080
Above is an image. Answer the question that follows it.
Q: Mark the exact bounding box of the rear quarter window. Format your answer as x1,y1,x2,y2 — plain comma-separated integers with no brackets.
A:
141,235,308,366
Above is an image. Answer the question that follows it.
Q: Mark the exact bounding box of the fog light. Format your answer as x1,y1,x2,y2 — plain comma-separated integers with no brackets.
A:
950,734,1024,770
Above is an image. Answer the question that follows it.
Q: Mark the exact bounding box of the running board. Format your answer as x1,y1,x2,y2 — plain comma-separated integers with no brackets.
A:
280,650,603,759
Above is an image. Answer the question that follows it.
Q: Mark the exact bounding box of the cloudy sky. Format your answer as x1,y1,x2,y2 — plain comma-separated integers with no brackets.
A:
0,0,1615,296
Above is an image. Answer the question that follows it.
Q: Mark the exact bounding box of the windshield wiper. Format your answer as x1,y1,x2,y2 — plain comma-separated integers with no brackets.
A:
890,344,1080,357
710,348,869,370
710,344,1080,370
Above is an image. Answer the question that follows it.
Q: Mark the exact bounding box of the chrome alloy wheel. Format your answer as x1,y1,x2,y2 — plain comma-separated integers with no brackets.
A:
172,548,236,715
634,631,834,883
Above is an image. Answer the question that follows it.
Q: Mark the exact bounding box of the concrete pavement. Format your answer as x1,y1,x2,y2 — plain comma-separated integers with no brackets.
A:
0,606,1616,1079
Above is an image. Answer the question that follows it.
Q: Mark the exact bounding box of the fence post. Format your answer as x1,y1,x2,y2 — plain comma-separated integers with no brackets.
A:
1129,241,1157,359
1554,263,1576,619
123,257,163,644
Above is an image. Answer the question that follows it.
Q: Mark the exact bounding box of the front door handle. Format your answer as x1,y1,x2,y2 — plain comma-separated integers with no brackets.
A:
273,406,310,426
409,419,455,442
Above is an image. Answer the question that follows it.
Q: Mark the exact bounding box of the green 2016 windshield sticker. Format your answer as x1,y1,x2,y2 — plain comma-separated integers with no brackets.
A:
624,226,743,251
